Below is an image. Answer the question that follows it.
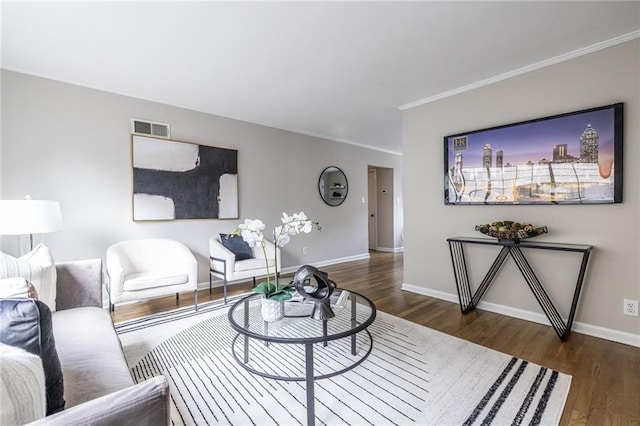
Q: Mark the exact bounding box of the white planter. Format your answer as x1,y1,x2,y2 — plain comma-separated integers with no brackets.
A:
261,297,285,322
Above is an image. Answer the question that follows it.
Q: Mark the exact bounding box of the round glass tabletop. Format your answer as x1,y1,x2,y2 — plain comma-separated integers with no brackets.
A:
227,290,377,344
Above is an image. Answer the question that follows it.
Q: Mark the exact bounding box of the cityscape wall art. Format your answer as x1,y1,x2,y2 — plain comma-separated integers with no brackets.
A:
444,103,623,205
132,135,238,220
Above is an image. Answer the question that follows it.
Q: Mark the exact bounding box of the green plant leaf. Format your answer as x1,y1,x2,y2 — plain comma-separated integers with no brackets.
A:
252,281,294,300
253,281,270,292
252,286,268,295
269,292,293,301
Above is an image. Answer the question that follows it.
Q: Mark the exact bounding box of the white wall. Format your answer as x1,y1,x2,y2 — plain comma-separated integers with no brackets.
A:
1,70,403,284
402,40,639,345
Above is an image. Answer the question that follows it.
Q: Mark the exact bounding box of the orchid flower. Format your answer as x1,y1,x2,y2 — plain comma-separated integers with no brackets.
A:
238,219,265,247
233,212,320,299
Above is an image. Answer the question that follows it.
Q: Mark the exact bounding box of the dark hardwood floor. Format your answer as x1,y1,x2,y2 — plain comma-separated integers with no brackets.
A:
111,251,639,425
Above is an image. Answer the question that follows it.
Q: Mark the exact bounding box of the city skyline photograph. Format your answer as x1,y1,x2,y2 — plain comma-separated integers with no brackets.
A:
447,106,616,168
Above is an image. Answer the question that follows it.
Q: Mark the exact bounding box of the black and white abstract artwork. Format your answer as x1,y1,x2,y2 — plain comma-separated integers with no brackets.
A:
132,135,238,220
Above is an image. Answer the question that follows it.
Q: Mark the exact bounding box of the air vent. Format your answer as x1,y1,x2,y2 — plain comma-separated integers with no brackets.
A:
131,119,170,138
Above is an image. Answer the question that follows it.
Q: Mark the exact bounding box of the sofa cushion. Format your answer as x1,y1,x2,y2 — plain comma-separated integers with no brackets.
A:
27,376,170,426
52,307,134,408
0,244,56,310
0,298,65,415
123,271,189,291
55,259,103,310
0,342,47,425
220,234,253,261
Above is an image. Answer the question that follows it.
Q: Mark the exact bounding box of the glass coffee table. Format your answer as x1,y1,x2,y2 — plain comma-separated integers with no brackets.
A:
227,290,376,426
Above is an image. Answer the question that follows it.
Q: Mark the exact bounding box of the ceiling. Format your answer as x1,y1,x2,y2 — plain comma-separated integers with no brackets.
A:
2,2,639,155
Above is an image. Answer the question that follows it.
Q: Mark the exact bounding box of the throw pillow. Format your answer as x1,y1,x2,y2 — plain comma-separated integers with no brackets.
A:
0,277,29,298
0,342,47,424
0,244,56,310
0,299,65,415
220,234,253,261
0,277,39,299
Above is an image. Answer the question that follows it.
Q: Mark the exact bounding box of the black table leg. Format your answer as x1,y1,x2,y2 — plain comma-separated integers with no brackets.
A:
448,241,509,313
509,247,568,340
472,246,510,309
243,298,249,363
322,320,328,347
305,343,315,426
566,251,591,335
351,293,356,355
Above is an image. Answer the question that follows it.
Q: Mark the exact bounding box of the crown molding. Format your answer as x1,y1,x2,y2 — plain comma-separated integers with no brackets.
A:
399,30,640,111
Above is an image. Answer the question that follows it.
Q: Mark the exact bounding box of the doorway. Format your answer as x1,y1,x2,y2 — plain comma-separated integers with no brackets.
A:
368,166,395,252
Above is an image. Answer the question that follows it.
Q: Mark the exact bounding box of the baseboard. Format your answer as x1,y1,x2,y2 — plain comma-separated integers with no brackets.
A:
281,252,372,274
203,252,372,289
570,322,640,347
375,246,404,253
401,282,640,348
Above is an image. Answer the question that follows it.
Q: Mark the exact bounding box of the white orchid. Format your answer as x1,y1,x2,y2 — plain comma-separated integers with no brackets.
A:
274,226,291,247
277,212,316,245
299,219,313,234
238,219,266,248
231,212,320,299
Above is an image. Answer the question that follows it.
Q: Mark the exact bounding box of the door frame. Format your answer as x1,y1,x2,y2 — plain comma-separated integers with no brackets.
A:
368,168,378,251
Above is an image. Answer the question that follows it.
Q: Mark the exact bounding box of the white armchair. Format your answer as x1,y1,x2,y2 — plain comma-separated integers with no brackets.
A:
209,235,281,303
106,239,198,311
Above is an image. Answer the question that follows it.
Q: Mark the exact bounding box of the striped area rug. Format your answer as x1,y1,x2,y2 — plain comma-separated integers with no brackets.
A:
115,296,570,425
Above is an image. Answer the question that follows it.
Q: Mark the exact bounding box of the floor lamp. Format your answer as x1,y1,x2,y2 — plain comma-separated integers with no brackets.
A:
0,198,64,255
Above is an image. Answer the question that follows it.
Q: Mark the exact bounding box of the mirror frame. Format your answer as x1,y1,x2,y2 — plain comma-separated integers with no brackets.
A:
318,166,348,206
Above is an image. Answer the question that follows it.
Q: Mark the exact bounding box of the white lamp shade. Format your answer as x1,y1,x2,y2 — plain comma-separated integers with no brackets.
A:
0,200,64,235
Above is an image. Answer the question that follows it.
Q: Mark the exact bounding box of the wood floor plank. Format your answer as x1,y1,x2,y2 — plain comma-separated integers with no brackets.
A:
111,251,639,425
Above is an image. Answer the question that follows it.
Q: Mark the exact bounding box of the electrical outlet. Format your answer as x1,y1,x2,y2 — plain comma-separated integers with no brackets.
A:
303,247,308,255
623,299,638,317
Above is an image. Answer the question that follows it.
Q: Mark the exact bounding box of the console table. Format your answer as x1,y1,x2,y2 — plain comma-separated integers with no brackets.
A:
447,237,592,341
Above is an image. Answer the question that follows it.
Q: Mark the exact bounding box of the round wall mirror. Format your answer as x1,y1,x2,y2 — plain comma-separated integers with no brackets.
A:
318,166,348,206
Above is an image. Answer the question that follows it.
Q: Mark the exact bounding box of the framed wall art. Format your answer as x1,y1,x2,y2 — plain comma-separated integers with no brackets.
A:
444,103,623,205
132,135,238,220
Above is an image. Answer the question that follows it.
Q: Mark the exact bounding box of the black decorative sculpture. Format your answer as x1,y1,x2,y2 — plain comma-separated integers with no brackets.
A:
293,265,336,320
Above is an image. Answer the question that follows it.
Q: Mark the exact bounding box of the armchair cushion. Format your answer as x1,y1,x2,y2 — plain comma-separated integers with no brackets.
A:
219,234,253,261
123,272,189,291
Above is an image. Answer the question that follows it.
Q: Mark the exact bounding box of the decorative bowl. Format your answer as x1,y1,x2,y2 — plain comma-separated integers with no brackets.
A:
475,221,547,243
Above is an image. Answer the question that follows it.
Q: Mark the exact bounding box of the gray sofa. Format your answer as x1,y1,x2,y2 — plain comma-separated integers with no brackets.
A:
26,259,170,425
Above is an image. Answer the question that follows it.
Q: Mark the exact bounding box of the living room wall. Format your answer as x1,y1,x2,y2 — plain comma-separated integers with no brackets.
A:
402,39,639,345
0,70,403,285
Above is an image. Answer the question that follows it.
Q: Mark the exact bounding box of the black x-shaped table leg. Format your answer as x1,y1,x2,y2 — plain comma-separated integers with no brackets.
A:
448,239,592,341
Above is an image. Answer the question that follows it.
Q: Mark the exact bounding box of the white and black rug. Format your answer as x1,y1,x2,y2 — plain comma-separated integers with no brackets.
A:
115,296,570,425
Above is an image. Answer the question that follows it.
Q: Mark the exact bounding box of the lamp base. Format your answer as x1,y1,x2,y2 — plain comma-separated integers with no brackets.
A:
17,234,40,256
